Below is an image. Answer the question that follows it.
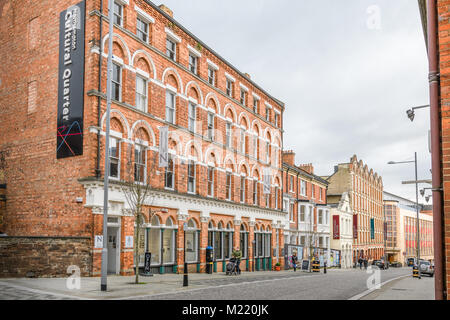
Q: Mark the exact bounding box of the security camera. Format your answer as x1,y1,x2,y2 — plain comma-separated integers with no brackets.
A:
406,109,415,122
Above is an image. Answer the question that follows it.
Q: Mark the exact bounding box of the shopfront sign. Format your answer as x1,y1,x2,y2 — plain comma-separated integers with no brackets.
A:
56,1,86,159
333,215,340,239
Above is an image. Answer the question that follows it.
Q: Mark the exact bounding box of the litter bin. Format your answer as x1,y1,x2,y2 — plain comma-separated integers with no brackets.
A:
206,246,213,274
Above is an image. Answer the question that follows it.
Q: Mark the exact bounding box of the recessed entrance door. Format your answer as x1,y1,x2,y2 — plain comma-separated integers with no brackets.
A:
107,227,119,274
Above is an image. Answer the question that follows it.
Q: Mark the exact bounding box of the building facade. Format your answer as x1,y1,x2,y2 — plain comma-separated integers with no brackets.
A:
329,193,353,269
0,0,287,277
383,192,434,265
282,151,331,267
326,155,384,264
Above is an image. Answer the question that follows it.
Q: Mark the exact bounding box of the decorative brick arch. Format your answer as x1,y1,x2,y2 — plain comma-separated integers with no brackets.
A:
223,103,237,123
131,119,156,146
131,49,157,79
251,164,262,180
238,112,250,129
185,81,204,105
101,109,131,138
102,33,131,66
184,140,203,162
162,67,183,94
205,92,221,115
205,147,222,166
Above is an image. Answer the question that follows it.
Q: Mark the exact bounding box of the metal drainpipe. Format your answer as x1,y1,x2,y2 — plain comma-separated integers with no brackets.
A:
95,0,104,178
427,0,446,300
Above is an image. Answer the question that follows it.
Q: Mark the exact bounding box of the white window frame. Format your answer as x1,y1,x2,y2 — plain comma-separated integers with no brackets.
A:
208,67,216,86
166,38,177,61
136,16,149,43
300,180,306,196
240,176,246,203
226,122,232,148
253,180,258,205
207,166,215,197
188,103,196,133
113,1,123,26
226,172,232,201
165,154,175,190
109,137,121,180
112,63,122,102
135,75,148,112
189,53,198,75
134,143,147,184
226,78,233,97
165,90,176,124
207,112,215,141
187,160,196,194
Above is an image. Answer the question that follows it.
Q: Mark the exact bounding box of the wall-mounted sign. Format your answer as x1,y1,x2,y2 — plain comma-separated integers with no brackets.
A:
94,235,103,248
56,1,86,159
125,236,133,248
333,215,340,239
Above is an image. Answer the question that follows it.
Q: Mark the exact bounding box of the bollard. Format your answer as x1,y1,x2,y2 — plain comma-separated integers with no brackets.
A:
183,262,188,287
324,262,327,274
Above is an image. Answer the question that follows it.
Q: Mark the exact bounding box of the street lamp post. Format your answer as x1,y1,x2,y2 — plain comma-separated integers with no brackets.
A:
387,152,421,278
100,0,115,292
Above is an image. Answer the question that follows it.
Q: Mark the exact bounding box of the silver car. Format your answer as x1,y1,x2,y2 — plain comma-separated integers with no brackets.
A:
419,261,434,277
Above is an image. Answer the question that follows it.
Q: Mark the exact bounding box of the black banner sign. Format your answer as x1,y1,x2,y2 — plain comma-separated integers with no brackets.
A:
56,1,86,159
144,252,152,273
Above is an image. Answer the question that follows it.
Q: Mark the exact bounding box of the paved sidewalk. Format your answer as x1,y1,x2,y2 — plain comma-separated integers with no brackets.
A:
361,273,435,300
0,268,346,300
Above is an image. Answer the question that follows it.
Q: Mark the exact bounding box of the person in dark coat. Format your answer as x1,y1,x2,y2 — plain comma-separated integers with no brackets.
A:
292,253,298,272
358,257,363,270
364,258,368,270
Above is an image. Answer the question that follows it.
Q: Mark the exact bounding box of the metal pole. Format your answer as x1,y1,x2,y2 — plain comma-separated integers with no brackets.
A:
414,152,421,279
383,202,387,266
100,0,114,292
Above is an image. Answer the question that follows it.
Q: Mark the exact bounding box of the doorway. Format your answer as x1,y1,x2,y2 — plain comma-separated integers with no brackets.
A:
107,226,120,274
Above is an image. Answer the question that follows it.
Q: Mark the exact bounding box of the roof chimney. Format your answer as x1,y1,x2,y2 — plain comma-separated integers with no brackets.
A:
282,150,296,167
299,163,314,175
159,4,173,18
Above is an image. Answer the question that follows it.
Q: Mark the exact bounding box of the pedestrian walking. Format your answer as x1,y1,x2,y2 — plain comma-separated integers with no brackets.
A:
358,257,363,270
364,258,368,270
292,253,298,272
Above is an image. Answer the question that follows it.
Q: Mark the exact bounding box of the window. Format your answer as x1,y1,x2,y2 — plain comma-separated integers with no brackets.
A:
189,54,198,74
311,184,315,199
240,129,245,154
207,112,215,140
266,142,270,163
165,154,174,189
113,1,123,26
165,91,176,124
208,67,215,86
147,219,161,265
112,63,122,101
240,89,247,106
185,219,199,263
207,166,214,197
289,176,294,192
266,106,270,122
240,176,246,203
109,137,120,179
226,79,233,97
290,203,295,221
319,188,323,201
253,180,258,205
136,75,147,111
283,199,289,212
318,210,323,224
299,205,305,222
162,220,175,264
300,180,306,196
187,160,196,193
274,112,279,127
137,17,149,42
134,144,146,183
253,135,258,159
225,122,232,148
265,194,270,208
253,98,259,114
226,172,232,200
215,225,223,260
188,103,196,132
275,187,279,209
166,38,176,61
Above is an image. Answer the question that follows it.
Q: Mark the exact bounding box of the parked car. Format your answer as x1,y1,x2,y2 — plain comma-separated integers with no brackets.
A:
389,261,402,268
419,261,434,277
372,259,389,270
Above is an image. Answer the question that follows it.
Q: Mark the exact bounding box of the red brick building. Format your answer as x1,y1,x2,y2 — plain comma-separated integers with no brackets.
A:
0,0,286,277
326,156,384,264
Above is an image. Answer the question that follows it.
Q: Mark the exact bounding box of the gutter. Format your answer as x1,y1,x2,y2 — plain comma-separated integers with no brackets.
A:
426,0,447,300
95,0,104,178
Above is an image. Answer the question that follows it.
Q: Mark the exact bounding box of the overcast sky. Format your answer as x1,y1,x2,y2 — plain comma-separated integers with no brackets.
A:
157,0,431,203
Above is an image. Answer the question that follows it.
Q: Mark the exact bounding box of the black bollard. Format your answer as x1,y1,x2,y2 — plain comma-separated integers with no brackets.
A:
324,261,327,274
183,262,188,287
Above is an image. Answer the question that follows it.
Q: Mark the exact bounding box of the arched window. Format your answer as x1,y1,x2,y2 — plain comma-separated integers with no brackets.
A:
185,219,199,263
223,222,233,259
162,217,176,264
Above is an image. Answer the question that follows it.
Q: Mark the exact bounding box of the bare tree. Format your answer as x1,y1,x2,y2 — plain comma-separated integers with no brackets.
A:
119,130,158,284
